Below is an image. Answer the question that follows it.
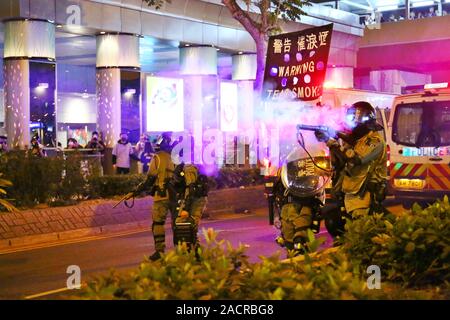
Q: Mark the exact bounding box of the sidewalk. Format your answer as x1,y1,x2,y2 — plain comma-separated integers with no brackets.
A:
0,185,265,253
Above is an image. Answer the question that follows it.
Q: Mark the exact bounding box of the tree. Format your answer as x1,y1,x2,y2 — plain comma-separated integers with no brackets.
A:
143,0,310,93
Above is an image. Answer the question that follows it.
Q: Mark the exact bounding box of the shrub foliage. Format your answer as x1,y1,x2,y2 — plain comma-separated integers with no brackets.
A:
78,229,377,300
72,212,449,300
0,151,101,207
342,196,450,286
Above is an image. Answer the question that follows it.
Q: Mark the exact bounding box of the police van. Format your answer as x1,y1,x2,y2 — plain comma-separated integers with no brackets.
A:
386,83,450,201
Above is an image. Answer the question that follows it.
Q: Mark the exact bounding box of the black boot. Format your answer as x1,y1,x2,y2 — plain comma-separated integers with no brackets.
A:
149,251,162,261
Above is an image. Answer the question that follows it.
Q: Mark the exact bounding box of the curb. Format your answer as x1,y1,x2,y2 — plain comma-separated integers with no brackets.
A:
0,185,266,254
0,222,150,254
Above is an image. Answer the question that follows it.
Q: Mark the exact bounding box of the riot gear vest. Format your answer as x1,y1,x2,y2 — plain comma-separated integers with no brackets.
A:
148,151,175,201
342,130,387,195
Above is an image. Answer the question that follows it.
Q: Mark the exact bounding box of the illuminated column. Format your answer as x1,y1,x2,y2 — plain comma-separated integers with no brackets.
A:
233,53,256,166
179,46,218,164
232,53,256,131
3,19,55,149
96,34,140,147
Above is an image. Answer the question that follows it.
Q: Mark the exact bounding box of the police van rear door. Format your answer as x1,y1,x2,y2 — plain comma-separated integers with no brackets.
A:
389,94,450,196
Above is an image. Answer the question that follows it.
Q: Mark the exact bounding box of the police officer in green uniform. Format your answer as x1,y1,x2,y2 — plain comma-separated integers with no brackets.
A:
273,140,330,254
168,163,208,250
131,133,175,261
315,101,387,220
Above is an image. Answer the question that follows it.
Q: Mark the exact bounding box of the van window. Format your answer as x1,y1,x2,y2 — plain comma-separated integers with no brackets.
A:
392,102,450,147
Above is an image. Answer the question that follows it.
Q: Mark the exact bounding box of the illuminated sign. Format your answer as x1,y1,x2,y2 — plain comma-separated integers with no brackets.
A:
146,77,184,132
220,82,238,132
402,147,450,157
263,24,333,102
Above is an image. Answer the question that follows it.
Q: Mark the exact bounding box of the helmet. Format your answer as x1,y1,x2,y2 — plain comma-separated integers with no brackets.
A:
154,132,172,152
345,101,376,129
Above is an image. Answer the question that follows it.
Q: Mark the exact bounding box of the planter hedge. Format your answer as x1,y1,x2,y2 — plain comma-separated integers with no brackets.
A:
0,152,264,209
75,226,447,300
342,196,450,286
0,151,100,208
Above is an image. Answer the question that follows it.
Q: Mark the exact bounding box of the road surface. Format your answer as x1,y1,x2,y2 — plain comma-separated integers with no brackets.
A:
0,201,404,300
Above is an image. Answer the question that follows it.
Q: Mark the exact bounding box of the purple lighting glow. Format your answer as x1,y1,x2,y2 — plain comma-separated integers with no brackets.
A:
281,78,288,87
270,67,278,77
284,54,290,62
317,61,324,70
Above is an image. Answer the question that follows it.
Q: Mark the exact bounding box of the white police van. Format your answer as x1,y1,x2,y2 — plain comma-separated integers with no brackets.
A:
386,83,450,201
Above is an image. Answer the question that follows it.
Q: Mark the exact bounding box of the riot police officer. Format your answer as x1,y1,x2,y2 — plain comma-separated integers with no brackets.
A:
132,132,175,261
273,139,331,254
315,101,387,220
167,163,208,251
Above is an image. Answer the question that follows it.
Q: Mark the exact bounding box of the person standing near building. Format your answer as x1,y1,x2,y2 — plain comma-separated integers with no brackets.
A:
30,135,46,157
112,132,134,174
85,131,106,152
67,137,82,149
0,135,8,155
135,134,153,173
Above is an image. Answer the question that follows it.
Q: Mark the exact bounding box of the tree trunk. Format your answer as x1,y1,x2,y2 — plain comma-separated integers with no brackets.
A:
221,0,267,94
254,35,267,94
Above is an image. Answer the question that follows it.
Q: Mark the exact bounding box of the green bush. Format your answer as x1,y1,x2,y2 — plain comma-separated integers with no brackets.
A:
342,196,450,286
0,150,265,209
74,229,441,300
77,230,358,300
0,151,101,207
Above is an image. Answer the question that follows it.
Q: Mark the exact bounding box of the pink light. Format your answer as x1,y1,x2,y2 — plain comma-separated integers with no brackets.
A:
323,81,335,88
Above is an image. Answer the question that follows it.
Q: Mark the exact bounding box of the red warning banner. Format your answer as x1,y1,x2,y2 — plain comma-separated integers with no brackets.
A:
263,24,333,101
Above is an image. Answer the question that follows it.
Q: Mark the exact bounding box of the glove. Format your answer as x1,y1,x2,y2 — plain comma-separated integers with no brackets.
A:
314,130,330,142
345,149,362,165
349,156,362,166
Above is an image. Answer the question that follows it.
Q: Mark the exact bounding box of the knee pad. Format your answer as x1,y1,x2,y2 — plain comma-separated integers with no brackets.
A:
152,220,165,230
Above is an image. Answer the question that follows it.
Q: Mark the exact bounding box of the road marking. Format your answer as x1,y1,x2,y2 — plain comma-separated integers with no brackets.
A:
24,287,77,300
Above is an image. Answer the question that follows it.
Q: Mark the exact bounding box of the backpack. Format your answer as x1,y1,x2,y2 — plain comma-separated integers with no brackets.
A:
173,163,209,198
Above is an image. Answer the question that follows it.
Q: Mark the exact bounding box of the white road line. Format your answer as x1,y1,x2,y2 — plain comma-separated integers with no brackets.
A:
24,287,75,300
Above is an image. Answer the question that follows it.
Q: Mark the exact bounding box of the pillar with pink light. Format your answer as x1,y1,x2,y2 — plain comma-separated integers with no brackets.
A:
96,33,141,174
3,19,56,149
179,45,218,167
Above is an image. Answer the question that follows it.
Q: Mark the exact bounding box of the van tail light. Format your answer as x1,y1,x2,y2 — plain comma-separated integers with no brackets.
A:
386,144,391,169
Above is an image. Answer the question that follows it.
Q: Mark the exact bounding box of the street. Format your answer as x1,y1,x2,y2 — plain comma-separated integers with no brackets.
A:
0,201,405,300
